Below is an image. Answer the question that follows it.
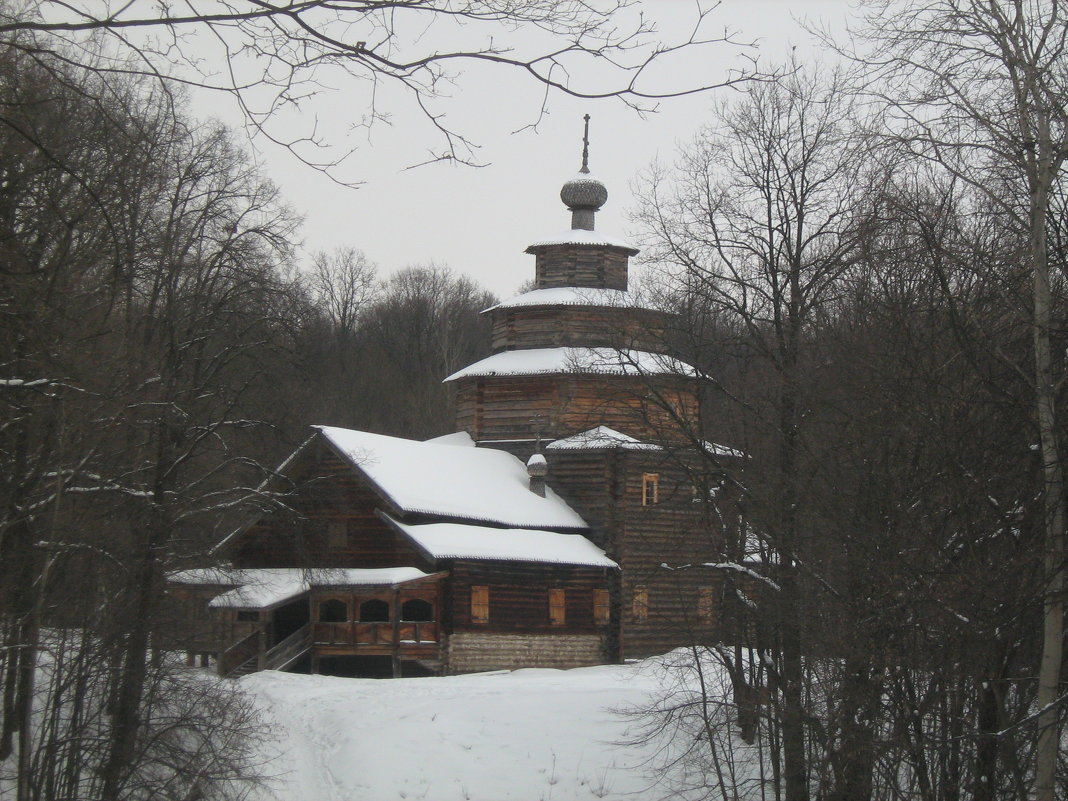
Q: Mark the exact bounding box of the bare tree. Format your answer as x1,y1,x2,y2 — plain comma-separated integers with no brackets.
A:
0,0,761,178
308,247,379,342
634,62,872,801
0,46,301,799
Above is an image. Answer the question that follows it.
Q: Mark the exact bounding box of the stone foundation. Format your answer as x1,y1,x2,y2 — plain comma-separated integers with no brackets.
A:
446,631,604,673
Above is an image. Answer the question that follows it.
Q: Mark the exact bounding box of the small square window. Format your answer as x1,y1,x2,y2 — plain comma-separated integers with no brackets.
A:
642,473,659,506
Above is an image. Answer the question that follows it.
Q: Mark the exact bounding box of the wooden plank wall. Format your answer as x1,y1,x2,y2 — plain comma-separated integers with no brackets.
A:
454,375,700,445
529,243,630,290
447,561,612,635
230,445,429,570
490,307,670,353
545,446,749,658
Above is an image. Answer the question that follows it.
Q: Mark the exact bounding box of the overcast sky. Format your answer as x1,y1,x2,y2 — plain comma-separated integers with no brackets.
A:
212,0,856,299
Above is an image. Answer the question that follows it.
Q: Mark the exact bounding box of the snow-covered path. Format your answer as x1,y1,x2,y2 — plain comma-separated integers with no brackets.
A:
242,662,675,801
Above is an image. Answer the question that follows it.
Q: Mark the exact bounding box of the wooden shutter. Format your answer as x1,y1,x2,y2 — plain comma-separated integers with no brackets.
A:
593,589,610,626
548,588,566,626
632,586,649,622
471,585,489,624
699,587,717,624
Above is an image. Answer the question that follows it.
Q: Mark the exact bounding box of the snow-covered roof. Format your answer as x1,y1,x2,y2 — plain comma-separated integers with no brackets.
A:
484,287,660,313
444,347,697,382
525,228,638,254
424,430,476,447
546,426,662,452
703,440,746,459
386,518,617,569
170,567,433,609
317,426,588,530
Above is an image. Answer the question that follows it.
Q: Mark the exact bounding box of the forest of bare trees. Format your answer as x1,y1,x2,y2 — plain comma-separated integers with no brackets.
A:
3,1,1068,800
0,42,494,801
628,3,1068,800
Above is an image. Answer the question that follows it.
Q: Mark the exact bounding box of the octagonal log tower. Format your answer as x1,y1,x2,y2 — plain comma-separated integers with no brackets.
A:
445,153,699,457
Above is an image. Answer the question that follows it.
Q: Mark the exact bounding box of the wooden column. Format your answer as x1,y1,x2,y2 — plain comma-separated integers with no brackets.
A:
391,587,401,678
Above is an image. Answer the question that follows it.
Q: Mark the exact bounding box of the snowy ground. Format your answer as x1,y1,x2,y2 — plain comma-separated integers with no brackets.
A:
241,659,694,801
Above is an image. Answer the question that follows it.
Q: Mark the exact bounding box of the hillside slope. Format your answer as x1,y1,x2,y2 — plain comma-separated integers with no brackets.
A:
241,659,710,801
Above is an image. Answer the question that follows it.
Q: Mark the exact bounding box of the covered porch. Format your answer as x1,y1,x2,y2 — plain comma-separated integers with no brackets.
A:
170,567,445,678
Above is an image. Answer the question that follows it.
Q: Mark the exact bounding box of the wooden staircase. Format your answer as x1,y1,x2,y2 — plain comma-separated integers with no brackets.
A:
218,623,312,678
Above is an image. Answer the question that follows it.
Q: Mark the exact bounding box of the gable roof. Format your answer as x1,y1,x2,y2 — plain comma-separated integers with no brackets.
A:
384,517,617,569
317,426,588,531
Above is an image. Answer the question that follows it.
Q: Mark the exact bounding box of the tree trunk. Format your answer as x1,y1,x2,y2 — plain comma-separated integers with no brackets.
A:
1032,163,1064,801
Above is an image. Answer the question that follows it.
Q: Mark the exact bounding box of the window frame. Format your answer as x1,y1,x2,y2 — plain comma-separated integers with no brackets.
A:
641,473,660,506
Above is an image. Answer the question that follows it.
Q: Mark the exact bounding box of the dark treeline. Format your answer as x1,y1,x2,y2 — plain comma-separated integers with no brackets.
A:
0,39,491,800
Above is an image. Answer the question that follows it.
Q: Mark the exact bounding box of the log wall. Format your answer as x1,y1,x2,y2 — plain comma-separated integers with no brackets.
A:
527,243,630,290
490,306,670,353
454,375,700,445
229,445,428,569
446,561,612,635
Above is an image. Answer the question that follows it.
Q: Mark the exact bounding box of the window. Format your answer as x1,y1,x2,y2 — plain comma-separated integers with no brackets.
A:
319,599,348,623
236,610,259,622
471,585,489,624
401,598,434,622
632,586,649,622
328,520,347,549
359,598,389,622
548,588,566,626
593,589,610,626
642,473,659,506
698,588,717,624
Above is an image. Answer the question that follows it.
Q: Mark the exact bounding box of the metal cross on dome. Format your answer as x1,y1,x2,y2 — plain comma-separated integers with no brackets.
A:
581,113,591,174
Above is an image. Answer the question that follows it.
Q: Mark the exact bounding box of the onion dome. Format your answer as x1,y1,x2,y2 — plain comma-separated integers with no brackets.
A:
561,114,606,230
560,173,608,212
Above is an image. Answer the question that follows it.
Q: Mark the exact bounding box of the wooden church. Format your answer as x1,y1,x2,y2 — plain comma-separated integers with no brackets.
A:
168,129,746,678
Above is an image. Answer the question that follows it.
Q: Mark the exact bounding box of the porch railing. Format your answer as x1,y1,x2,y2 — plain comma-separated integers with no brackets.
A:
313,620,438,647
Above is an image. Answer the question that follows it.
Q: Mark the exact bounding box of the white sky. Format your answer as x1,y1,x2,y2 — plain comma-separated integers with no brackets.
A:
205,0,855,299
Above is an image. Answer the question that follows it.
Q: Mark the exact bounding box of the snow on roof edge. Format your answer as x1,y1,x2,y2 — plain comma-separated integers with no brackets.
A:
524,228,638,254
383,516,617,569
443,347,698,383
482,287,661,314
